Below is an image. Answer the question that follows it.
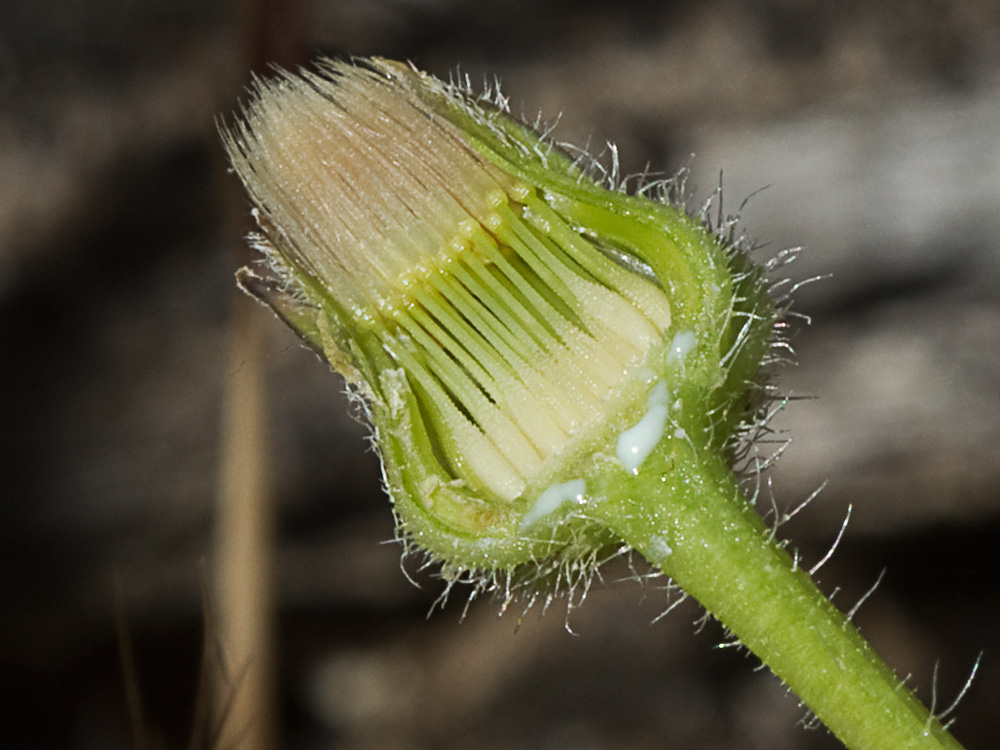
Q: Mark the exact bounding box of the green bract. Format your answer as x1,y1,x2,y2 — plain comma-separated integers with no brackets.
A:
223,58,773,587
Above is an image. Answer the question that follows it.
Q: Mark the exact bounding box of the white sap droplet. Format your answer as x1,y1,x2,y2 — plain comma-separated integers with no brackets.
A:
616,381,670,474
520,478,587,530
648,534,673,559
666,330,697,365
647,380,670,408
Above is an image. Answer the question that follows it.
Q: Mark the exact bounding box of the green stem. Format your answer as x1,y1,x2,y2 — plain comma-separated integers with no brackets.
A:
588,447,966,750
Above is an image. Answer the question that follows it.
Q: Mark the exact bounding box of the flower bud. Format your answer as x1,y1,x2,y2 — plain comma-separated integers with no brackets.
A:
222,58,774,595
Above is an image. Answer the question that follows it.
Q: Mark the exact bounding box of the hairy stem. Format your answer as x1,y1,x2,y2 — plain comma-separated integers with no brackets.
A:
588,448,965,750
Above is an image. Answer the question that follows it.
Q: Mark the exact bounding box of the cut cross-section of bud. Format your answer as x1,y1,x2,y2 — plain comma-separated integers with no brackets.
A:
223,57,770,579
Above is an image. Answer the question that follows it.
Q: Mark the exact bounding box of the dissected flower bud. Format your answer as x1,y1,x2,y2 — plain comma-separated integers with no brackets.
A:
222,57,773,593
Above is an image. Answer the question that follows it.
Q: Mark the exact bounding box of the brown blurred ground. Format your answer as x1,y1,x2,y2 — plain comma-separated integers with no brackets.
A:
1,1,998,748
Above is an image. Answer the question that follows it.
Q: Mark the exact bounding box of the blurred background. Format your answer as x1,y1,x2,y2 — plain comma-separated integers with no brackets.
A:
2,1,998,748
